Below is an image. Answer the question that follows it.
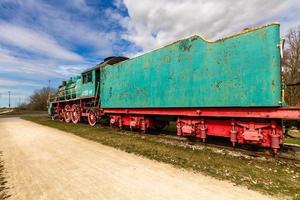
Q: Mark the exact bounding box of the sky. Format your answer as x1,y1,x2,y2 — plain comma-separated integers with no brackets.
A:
0,0,299,107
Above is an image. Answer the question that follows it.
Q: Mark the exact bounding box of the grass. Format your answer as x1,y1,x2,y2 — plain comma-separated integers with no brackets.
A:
285,129,300,145
284,137,300,145
22,116,300,200
0,152,9,200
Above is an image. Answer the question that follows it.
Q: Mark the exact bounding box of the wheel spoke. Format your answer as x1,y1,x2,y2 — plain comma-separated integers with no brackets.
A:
71,104,80,124
88,111,97,127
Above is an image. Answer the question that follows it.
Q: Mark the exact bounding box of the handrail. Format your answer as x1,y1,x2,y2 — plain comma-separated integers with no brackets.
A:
94,82,100,106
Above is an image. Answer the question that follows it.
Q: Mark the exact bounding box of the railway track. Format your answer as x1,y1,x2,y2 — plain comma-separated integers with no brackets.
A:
119,128,300,164
280,143,300,162
52,116,300,164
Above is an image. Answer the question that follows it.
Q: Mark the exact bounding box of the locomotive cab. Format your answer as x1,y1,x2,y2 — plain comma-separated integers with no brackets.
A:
81,69,99,98
80,56,128,99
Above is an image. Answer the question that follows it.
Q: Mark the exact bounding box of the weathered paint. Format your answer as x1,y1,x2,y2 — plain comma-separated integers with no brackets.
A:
57,69,99,100
80,70,97,98
100,23,281,108
57,76,81,99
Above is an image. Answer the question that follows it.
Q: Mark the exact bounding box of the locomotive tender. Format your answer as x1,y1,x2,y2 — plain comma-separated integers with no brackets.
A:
48,23,300,153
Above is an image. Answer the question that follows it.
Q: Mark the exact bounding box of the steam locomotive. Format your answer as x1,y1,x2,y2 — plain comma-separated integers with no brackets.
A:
48,23,300,153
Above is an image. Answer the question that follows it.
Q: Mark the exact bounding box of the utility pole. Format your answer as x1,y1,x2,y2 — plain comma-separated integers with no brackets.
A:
48,80,51,102
8,91,11,109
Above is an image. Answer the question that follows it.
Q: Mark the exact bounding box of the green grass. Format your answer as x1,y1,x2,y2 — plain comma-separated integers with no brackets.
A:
285,130,300,145
22,116,300,200
284,137,300,145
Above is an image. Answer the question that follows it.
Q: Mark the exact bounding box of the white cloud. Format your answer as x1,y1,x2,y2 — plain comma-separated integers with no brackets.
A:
0,22,83,61
0,46,91,90
122,0,300,52
70,0,92,13
6,0,118,58
0,1,121,107
0,47,60,77
55,65,86,77
0,78,44,87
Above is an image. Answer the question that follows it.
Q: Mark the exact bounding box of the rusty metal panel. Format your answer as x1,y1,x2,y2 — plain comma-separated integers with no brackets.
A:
100,23,281,108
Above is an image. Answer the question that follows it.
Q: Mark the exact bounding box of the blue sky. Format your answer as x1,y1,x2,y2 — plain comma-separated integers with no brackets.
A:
0,0,299,107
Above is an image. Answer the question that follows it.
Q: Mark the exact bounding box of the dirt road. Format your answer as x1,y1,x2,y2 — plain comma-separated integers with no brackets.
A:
0,118,276,200
0,109,14,115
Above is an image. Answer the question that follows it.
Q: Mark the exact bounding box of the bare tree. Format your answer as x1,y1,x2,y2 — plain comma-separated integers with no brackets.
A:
282,26,300,106
26,87,56,111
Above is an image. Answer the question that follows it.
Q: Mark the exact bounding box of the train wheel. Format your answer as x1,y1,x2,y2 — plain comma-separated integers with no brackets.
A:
88,111,97,127
71,104,80,124
64,105,71,123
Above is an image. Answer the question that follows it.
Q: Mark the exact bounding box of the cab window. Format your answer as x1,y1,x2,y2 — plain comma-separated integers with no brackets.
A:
82,71,92,84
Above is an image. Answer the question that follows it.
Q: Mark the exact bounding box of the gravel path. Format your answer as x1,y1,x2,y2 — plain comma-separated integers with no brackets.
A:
0,118,277,200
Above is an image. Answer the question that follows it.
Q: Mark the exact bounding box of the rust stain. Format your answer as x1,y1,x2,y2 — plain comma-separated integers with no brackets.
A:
168,71,174,80
179,40,192,52
271,80,275,93
143,58,150,68
109,87,112,98
191,35,198,41
163,55,171,64
216,81,222,88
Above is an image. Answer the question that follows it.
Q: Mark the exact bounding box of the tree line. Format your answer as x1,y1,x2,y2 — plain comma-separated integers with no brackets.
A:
18,87,56,111
282,26,300,106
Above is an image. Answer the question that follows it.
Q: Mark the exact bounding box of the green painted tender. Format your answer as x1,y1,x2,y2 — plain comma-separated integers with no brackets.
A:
100,23,282,108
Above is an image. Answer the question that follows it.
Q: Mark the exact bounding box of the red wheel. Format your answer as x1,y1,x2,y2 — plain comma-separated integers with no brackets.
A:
71,104,80,124
88,111,97,127
64,105,71,123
